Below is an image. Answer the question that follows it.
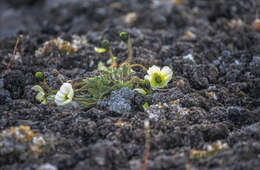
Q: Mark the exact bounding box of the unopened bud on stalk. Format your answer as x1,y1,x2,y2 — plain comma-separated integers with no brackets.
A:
52,69,59,77
35,72,44,81
101,40,110,50
120,32,129,42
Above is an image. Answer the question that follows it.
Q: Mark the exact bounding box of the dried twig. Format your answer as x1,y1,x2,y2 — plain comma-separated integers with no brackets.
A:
141,119,151,170
4,34,23,73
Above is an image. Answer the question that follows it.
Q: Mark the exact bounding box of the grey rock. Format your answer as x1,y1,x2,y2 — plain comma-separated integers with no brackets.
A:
97,87,135,115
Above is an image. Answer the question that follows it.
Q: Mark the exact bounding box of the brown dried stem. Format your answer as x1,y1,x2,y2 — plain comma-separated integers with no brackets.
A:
141,119,151,170
4,34,23,72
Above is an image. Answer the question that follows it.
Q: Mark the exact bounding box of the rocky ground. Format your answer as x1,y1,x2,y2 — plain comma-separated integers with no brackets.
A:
0,0,260,170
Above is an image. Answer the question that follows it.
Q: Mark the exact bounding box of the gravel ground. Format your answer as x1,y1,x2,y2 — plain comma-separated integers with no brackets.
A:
0,0,260,170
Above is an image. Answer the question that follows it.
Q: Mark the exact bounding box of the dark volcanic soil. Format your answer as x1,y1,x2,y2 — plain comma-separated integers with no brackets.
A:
0,0,260,170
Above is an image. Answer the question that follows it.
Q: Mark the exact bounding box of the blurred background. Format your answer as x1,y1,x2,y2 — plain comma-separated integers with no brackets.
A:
0,0,258,39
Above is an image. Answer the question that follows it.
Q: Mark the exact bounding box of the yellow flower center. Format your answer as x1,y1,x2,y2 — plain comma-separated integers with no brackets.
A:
151,72,166,87
64,93,69,100
155,75,162,84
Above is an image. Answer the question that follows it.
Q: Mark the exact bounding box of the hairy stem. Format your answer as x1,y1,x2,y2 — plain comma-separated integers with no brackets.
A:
126,37,133,64
75,100,97,107
73,81,87,88
108,47,117,68
120,37,133,67
74,84,88,92
129,64,147,72
41,80,54,93
130,76,144,84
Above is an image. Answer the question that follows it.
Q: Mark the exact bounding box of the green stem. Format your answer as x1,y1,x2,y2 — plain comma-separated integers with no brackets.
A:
130,76,144,84
41,80,55,93
129,64,147,73
76,100,97,107
74,84,88,92
120,37,133,67
108,47,117,68
155,88,170,92
126,37,133,64
57,76,64,84
73,81,87,87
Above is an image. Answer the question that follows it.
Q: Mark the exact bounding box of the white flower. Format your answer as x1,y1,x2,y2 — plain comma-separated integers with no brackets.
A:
31,85,46,104
145,65,173,89
55,83,74,106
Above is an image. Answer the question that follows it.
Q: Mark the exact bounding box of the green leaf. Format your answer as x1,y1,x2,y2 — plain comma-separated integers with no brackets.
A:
47,95,55,101
143,102,149,111
122,64,128,78
97,62,108,71
32,85,47,104
31,85,45,93
35,92,46,104
134,88,147,95
107,56,117,65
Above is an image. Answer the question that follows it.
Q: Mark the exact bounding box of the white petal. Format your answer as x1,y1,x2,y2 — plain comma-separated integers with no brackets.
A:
147,65,160,75
60,83,71,94
161,66,172,83
36,92,45,102
55,100,64,106
55,91,65,99
55,96,64,105
31,85,45,93
63,99,72,105
161,66,173,77
55,83,74,106
165,76,172,83
67,88,74,100
144,75,151,80
59,87,67,94
55,93,64,102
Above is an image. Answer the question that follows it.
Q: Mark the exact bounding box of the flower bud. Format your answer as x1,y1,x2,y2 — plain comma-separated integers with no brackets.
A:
52,69,59,77
120,32,128,42
101,40,110,50
35,72,44,81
